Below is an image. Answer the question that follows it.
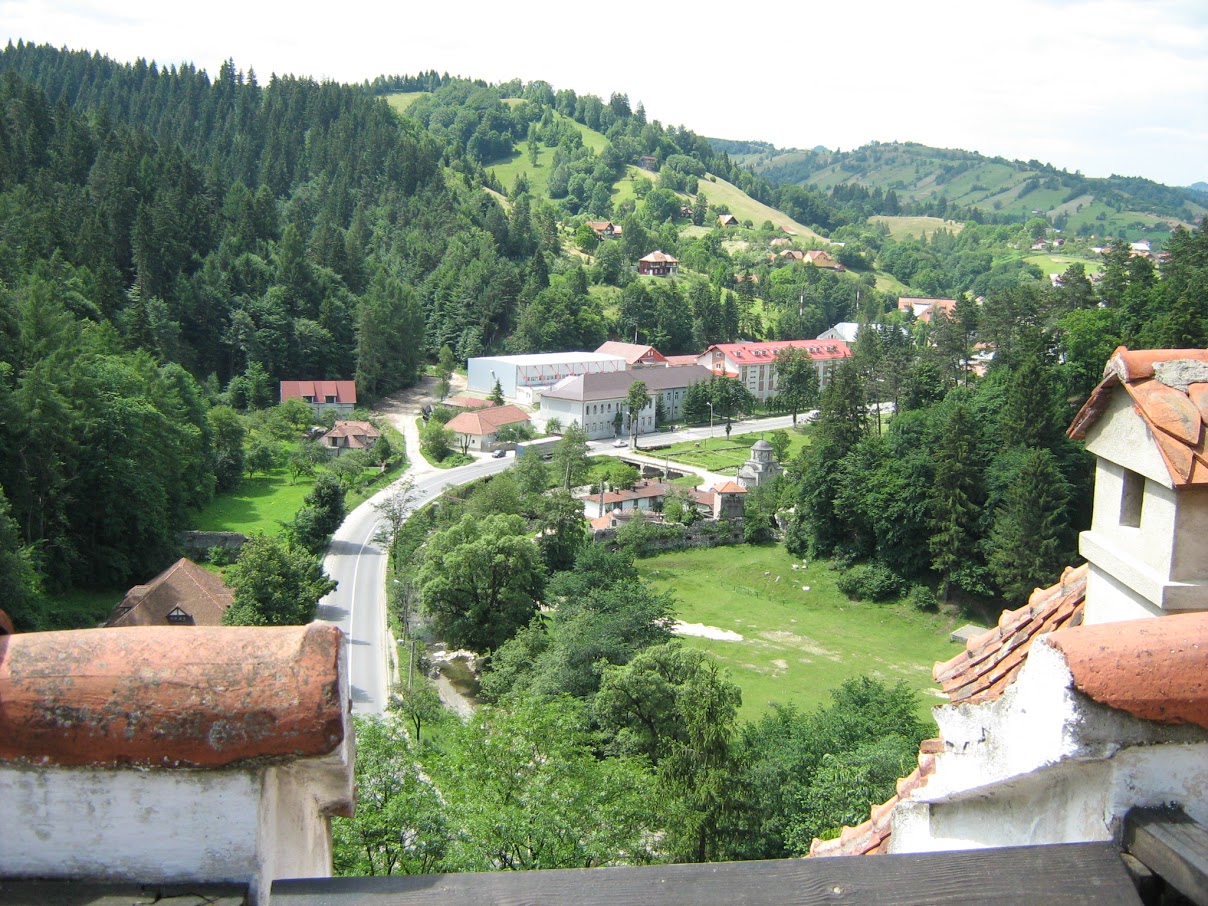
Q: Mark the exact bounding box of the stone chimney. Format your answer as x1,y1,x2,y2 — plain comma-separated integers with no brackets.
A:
1068,347,1208,624
0,621,353,905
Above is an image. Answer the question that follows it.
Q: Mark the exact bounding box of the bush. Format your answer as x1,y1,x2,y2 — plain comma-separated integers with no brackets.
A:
836,564,905,602
906,584,938,612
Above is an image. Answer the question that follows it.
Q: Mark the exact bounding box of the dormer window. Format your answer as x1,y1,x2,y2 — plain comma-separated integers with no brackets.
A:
1120,469,1144,528
166,607,193,625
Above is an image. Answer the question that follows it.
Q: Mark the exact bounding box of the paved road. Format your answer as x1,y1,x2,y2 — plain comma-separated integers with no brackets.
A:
318,404,820,715
316,455,510,716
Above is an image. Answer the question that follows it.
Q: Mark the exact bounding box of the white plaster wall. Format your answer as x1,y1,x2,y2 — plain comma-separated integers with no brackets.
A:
256,764,337,904
1173,486,1208,584
1084,565,1163,624
891,638,1208,855
0,765,261,885
1084,392,1174,487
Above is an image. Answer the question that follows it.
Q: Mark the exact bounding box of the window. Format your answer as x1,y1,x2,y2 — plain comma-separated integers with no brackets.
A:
166,607,193,625
1120,469,1144,528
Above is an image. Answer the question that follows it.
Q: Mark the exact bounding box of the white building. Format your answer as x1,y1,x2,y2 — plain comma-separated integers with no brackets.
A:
696,340,851,403
466,352,625,403
540,365,713,440
817,322,860,344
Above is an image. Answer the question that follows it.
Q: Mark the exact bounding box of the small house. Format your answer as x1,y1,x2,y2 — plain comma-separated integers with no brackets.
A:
637,250,679,277
106,558,234,627
717,213,739,228
444,404,531,451
320,420,380,456
279,380,357,416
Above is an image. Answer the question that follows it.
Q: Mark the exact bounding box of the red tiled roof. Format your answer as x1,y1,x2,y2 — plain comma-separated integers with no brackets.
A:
321,420,380,449
1048,610,1208,731
1068,346,1208,488
701,340,852,365
582,479,671,507
595,341,667,365
446,395,497,410
280,380,357,405
106,558,234,628
809,741,942,857
0,623,345,768
444,405,530,436
933,564,1087,705
712,481,747,494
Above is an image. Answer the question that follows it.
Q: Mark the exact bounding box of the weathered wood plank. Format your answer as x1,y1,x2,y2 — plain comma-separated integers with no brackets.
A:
273,843,1140,905
1126,807,1208,905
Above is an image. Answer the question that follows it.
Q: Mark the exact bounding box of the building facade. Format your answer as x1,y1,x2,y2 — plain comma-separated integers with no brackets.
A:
696,340,852,403
466,352,625,402
540,365,712,440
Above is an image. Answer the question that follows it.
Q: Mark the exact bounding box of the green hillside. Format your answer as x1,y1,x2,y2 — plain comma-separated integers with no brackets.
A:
747,141,1207,245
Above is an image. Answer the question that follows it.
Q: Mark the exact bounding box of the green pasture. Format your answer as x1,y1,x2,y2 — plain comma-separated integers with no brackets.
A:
383,91,428,114
641,545,961,723
869,215,965,241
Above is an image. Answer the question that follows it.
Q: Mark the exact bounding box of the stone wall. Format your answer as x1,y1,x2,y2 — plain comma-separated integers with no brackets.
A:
592,518,744,554
179,531,249,559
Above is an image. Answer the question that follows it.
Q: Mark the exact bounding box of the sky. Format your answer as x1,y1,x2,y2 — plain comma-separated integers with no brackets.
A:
3,0,1206,187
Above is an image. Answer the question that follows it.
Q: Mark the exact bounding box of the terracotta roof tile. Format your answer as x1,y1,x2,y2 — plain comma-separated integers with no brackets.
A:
808,743,940,858
1047,610,1208,731
1069,347,1208,488
933,564,1087,705
0,623,345,768
444,405,530,436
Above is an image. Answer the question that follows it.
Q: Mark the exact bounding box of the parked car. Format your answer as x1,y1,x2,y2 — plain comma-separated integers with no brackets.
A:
613,438,627,447
492,448,506,458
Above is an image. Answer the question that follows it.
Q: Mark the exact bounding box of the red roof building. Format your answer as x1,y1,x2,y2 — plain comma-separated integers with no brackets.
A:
695,340,852,402
637,250,679,277
896,297,957,323
444,404,531,451
320,420,380,455
280,380,357,415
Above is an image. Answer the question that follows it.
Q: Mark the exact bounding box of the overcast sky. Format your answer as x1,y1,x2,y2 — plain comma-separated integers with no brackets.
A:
3,0,1206,187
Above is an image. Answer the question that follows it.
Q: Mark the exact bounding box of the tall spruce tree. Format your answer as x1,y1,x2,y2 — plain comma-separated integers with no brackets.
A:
927,400,984,601
986,448,1071,602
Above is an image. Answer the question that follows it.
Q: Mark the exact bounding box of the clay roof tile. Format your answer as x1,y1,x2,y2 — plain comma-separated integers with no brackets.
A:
1047,610,1208,730
0,623,345,768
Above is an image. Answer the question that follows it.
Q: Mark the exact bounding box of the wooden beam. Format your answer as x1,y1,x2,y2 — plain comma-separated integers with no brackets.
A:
274,843,1140,905
1125,806,1208,905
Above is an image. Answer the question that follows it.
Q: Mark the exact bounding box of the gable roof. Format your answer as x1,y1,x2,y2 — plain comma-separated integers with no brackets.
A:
321,421,380,448
712,481,747,494
280,380,357,405
444,404,530,436
639,250,679,264
1068,346,1208,488
595,341,667,365
107,558,234,628
896,297,957,323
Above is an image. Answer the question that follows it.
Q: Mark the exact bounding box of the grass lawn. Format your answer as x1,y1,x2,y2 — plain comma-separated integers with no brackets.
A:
194,465,315,537
649,429,811,475
641,545,962,723
383,91,428,114
702,174,826,242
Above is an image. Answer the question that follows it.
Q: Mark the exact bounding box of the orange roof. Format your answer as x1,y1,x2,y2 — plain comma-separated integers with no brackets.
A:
321,420,380,449
0,623,345,769
583,479,671,506
809,740,942,857
1068,346,1208,488
702,340,852,364
933,564,1087,705
712,481,747,494
446,395,497,410
107,558,234,627
444,404,530,436
279,380,357,405
1049,610,1208,731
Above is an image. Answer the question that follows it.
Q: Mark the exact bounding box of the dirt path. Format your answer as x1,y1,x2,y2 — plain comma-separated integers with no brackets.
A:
374,373,468,476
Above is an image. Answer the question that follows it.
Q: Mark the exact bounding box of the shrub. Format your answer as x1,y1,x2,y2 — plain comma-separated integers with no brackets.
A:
906,584,938,612
836,564,905,602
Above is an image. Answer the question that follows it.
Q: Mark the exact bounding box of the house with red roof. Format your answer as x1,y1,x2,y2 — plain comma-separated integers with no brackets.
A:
444,404,531,451
896,296,957,323
319,420,380,456
586,220,622,240
594,341,668,366
809,347,1208,873
637,250,679,277
279,380,357,416
695,340,852,402
805,249,843,270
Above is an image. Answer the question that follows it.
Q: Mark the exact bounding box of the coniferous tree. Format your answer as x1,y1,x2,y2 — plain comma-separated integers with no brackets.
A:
927,400,984,601
986,448,1071,602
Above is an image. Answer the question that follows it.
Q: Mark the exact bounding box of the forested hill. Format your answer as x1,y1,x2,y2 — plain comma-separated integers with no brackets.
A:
729,140,1208,241
0,41,560,593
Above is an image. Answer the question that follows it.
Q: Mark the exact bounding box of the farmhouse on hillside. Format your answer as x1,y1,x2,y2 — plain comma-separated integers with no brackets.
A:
896,296,957,323
717,213,739,227
637,250,679,277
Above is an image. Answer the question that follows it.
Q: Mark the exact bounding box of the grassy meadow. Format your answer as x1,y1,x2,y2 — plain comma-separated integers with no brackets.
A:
869,215,966,241
641,544,962,723
648,429,812,475
194,463,316,537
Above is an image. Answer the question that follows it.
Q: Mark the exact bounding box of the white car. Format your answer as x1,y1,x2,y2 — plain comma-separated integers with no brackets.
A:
613,438,627,448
